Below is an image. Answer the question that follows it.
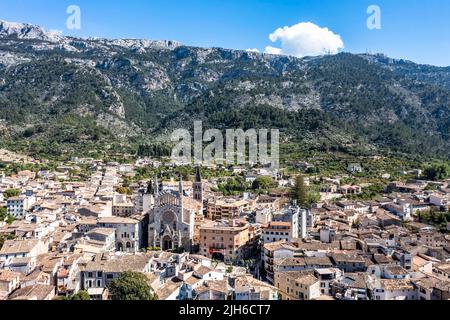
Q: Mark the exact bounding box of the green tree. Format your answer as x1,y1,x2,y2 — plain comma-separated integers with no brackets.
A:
291,175,308,207
217,176,247,196
6,215,15,225
108,271,157,301
418,210,432,223
424,163,450,181
59,290,91,300
0,207,7,221
116,187,131,195
306,192,321,206
4,189,20,199
252,176,276,190
71,290,91,300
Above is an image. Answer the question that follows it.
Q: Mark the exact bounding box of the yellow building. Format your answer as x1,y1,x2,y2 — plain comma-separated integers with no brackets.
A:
112,202,135,217
206,198,253,220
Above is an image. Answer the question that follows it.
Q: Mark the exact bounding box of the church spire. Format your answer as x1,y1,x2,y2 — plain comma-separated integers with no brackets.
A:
154,175,159,196
146,179,154,194
179,173,184,210
195,166,202,182
179,173,184,195
193,167,203,203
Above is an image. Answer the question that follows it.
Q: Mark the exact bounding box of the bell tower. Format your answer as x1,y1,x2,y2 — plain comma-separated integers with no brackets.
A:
193,167,203,203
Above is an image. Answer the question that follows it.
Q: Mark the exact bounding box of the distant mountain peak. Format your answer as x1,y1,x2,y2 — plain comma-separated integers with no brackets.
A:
0,20,183,51
0,20,63,43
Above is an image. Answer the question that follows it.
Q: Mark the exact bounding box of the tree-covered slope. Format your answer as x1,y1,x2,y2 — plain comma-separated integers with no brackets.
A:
1,21,450,159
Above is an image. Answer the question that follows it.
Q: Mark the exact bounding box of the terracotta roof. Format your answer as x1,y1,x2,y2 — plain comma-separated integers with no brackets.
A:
98,217,139,224
0,270,21,282
155,278,183,300
0,239,40,255
380,279,414,291
8,284,55,300
80,255,150,273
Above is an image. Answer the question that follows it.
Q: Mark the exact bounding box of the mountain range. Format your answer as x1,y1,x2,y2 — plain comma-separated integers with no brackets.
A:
1,20,450,160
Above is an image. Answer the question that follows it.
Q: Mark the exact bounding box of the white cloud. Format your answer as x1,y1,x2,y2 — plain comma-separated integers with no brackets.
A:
246,48,260,53
264,22,344,58
264,46,282,55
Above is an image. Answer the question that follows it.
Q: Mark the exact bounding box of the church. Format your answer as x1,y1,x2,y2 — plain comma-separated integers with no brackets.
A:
147,168,203,251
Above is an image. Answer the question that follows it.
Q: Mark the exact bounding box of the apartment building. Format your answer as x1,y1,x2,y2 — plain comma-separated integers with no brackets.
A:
6,195,35,219
262,222,295,244
206,198,252,220
199,220,254,263
112,202,135,217
263,241,300,284
274,270,321,300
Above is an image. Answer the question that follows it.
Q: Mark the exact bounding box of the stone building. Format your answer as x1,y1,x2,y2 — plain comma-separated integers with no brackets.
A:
148,174,203,251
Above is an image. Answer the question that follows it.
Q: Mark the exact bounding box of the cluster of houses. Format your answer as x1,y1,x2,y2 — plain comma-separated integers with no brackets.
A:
0,156,450,300
262,177,450,300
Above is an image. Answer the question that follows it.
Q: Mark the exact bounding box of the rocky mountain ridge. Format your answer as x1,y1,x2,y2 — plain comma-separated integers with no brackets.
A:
0,21,450,159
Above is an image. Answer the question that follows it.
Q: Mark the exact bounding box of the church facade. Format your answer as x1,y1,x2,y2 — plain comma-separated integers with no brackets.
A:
147,170,203,251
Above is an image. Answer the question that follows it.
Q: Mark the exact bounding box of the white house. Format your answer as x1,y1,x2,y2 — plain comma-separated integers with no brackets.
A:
347,164,363,174
0,239,47,265
0,270,22,299
80,255,152,291
320,227,337,244
97,216,143,252
429,193,450,207
255,207,273,225
7,195,36,219
85,228,116,252
371,279,417,300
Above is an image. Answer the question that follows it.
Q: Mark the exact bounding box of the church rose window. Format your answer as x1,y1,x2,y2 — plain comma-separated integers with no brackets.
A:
163,211,176,224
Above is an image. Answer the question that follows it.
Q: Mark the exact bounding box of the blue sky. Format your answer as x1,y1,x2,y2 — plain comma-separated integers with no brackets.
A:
1,0,449,66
